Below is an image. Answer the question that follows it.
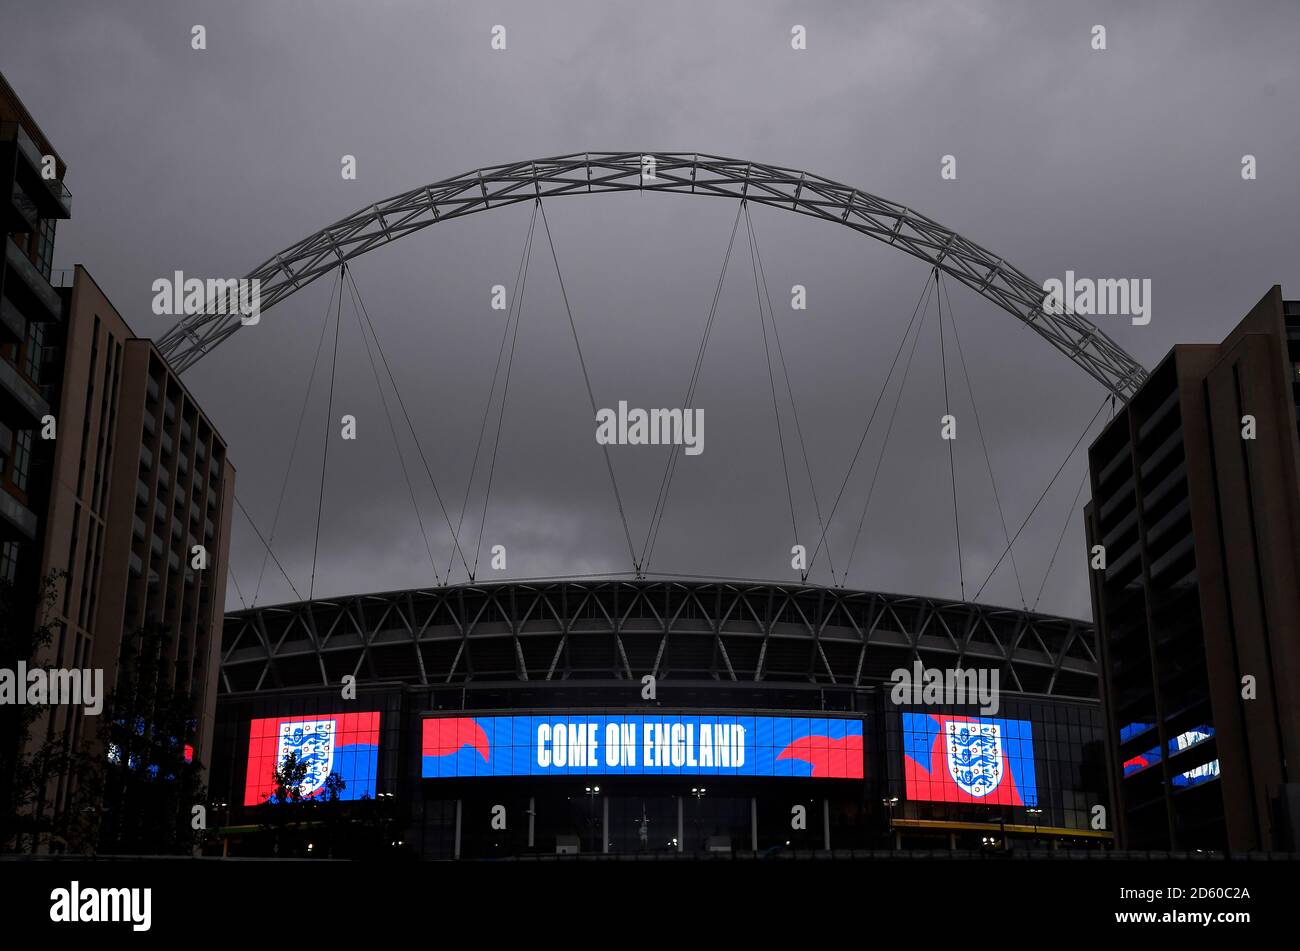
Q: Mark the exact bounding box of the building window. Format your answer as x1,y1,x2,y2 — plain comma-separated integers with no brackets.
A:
0,541,18,584
12,429,33,492
34,218,56,281
22,321,44,383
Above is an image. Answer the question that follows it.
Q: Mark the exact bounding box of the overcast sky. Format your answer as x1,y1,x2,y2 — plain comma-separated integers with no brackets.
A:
5,0,1299,620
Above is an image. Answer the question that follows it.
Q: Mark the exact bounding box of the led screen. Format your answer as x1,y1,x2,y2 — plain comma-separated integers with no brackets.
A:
244,711,380,805
902,712,1038,806
421,714,863,778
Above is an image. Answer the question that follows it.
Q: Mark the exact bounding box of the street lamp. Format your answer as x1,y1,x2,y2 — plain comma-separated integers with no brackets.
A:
881,796,898,849
584,786,601,853
636,802,650,851
1026,807,1043,845
690,788,706,851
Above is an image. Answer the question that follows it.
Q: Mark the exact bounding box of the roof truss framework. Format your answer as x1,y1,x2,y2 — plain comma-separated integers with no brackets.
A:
156,152,1147,398
220,580,1099,700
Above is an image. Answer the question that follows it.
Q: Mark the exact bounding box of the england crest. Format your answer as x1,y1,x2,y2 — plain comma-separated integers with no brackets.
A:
277,719,336,797
945,720,1003,798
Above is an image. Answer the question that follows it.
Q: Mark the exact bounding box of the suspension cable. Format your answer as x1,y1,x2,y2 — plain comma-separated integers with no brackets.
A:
936,269,965,600
449,202,539,580
806,267,934,578
344,266,443,586
748,205,836,582
744,205,800,574
1032,395,1116,608
252,267,340,606
536,198,641,573
842,274,935,584
941,273,1027,609
346,267,475,580
227,562,248,611
308,264,345,600
971,395,1110,603
235,494,303,602
641,200,747,571
473,201,538,578
1033,464,1092,611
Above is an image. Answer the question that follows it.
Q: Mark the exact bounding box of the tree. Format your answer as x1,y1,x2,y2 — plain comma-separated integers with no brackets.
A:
255,750,346,856
78,623,209,855
320,771,347,856
0,571,73,854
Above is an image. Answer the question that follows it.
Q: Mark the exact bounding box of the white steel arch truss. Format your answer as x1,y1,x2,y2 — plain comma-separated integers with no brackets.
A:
155,152,1147,397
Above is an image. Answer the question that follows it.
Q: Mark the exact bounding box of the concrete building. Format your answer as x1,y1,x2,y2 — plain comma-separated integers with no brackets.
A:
1,70,236,848
34,265,237,829
0,70,70,602
1085,286,1300,851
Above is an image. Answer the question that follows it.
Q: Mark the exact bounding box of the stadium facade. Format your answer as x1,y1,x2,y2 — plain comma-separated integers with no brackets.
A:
209,579,1113,857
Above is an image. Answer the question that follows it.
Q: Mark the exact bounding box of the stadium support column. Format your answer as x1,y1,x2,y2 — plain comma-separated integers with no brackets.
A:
823,799,831,851
528,796,535,849
750,798,758,852
454,800,462,859
603,798,609,854
677,796,683,853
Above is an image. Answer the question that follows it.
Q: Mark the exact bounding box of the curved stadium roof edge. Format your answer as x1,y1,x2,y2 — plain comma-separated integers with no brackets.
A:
220,578,1100,700
226,577,1092,627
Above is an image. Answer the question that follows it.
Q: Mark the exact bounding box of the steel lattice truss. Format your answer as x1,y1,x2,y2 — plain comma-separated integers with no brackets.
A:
220,580,1100,699
156,152,1146,398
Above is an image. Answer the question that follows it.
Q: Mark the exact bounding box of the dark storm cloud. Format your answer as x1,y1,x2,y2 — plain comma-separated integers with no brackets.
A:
4,0,1298,619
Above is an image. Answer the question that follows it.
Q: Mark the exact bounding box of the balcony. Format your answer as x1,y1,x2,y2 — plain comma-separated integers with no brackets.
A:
0,486,37,541
5,179,39,234
0,354,50,425
3,236,61,321
0,122,71,220
0,290,27,345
